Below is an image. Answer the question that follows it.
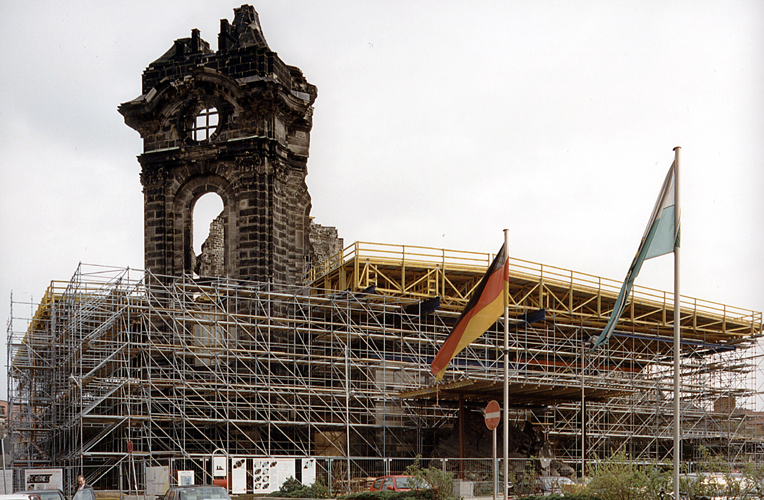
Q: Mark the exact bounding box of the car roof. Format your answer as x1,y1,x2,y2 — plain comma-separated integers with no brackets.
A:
166,485,227,491
170,485,223,488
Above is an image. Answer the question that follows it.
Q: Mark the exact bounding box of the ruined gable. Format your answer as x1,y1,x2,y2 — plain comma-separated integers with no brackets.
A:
119,4,339,285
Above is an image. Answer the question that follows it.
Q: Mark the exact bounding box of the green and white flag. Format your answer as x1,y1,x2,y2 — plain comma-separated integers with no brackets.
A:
591,162,680,349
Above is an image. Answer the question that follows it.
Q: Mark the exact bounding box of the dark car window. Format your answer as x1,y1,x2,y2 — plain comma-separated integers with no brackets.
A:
395,477,413,489
38,493,64,500
73,488,96,500
381,478,394,490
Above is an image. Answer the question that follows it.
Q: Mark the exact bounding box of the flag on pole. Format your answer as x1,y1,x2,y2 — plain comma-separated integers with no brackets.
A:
431,242,509,381
591,162,680,350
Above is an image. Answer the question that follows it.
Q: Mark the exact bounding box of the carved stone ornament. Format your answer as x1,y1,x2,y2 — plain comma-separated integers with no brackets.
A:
140,167,168,187
235,155,264,173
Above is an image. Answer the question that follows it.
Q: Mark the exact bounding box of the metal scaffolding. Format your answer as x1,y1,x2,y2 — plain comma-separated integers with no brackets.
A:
6,243,763,490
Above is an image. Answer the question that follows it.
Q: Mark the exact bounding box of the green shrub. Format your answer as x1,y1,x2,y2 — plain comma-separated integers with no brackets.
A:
585,450,669,500
269,476,330,498
517,494,602,500
512,458,538,496
405,456,459,500
340,490,435,500
681,446,764,500
583,447,764,500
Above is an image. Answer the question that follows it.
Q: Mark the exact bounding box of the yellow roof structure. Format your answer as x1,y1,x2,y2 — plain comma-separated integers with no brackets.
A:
308,241,762,351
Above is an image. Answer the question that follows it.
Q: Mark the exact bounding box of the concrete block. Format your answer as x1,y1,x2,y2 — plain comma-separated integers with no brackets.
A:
453,479,473,498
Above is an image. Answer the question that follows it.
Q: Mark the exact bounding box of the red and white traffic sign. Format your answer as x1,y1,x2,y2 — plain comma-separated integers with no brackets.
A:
485,400,501,430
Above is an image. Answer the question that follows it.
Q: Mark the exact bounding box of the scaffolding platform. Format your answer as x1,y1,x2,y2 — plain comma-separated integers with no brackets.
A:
6,243,763,490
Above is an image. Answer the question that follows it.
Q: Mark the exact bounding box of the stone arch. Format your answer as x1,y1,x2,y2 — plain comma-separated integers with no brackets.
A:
192,193,224,256
173,173,238,276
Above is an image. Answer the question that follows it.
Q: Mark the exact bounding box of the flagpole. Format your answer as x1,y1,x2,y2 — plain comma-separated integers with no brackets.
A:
673,146,681,497
503,228,509,500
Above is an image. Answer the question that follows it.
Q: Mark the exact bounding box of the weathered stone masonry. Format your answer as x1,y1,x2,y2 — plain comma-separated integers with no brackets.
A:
119,5,323,285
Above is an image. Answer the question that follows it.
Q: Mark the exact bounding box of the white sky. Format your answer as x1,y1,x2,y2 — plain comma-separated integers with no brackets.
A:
1,1,763,396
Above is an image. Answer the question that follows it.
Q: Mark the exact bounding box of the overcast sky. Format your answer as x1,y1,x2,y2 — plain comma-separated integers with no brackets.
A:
1,1,763,395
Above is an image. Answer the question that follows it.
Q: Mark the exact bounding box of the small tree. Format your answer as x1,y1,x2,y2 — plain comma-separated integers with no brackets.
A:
405,456,460,500
741,460,764,499
585,450,669,500
683,446,764,500
513,458,538,496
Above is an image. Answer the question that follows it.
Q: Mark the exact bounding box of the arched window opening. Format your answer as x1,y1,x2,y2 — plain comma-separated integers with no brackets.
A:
193,192,225,277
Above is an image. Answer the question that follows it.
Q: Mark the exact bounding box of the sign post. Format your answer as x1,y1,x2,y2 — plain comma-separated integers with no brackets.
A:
485,400,501,500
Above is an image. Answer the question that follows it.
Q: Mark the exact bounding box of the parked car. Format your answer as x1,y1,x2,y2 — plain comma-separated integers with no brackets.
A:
15,490,65,500
370,475,428,492
538,476,576,495
0,495,41,500
72,487,95,500
160,485,188,500
160,485,230,500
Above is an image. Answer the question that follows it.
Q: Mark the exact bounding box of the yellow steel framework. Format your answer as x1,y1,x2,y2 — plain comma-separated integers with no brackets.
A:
308,241,761,344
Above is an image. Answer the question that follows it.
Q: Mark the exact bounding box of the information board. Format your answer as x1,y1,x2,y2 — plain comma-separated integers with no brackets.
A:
146,466,170,496
25,469,63,491
231,457,247,494
252,458,295,494
212,456,227,478
177,471,194,486
1,470,13,494
301,459,316,486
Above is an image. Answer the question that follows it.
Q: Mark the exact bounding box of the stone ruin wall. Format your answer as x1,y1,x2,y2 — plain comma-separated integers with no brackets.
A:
309,221,344,269
194,215,343,278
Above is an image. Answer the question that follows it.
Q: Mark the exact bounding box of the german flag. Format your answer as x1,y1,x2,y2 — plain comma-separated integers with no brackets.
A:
431,242,509,381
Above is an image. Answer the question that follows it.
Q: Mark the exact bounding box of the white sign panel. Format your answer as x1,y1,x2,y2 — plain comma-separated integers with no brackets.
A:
301,459,316,486
252,459,271,494
270,459,295,493
212,456,227,478
1,470,13,493
231,457,247,494
146,466,170,496
25,469,63,491
177,471,194,486
252,458,295,494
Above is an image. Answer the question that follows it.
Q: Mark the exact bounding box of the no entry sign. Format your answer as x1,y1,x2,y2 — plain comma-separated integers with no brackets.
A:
485,400,501,430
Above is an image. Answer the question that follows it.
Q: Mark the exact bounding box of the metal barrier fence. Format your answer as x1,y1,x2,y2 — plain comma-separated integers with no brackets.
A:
317,457,527,495
96,456,527,496
2,457,539,496
6,456,738,497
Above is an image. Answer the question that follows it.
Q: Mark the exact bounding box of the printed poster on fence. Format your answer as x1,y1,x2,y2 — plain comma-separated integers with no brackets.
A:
177,471,194,486
25,469,63,491
146,466,170,496
212,456,227,479
231,457,247,494
301,459,316,486
1,470,14,493
252,458,295,494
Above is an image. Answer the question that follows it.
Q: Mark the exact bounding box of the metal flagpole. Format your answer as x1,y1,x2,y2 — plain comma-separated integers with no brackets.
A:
673,146,681,497
503,228,510,500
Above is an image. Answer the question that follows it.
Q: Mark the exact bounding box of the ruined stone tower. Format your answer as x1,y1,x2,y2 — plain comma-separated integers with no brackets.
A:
119,5,317,284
